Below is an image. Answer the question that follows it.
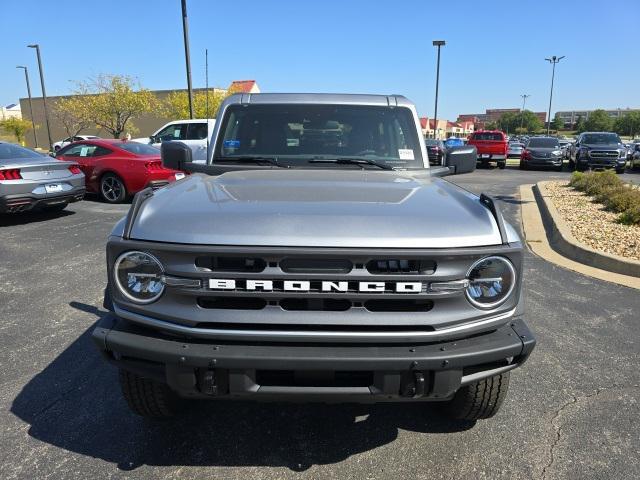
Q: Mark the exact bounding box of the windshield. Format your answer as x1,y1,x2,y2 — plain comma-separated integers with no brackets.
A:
527,138,559,148
472,132,503,141
214,104,424,168
582,133,621,145
0,143,42,160
118,142,160,155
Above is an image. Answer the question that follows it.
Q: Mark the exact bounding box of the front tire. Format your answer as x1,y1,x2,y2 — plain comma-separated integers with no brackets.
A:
119,369,180,418
443,372,510,421
100,173,127,203
497,161,506,169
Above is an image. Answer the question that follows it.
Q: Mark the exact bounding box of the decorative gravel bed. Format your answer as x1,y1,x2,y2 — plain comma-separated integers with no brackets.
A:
545,180,640,261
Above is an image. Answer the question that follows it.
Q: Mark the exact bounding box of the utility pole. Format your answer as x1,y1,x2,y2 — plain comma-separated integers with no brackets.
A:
27,44,52,150
545,55,565,135
432,40,445,139
181,0,194,119
520,94,530,131
16,65,38,148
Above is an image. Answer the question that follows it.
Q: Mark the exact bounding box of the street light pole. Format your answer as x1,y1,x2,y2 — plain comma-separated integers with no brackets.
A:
520,94,530,131
545,55,565,135
432,40,445,140
16,66,38,148
27,44,52,150
181,0,194,119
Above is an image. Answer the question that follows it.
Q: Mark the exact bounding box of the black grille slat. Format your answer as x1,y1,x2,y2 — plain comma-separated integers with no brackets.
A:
196,256,266,272
366,259,436,275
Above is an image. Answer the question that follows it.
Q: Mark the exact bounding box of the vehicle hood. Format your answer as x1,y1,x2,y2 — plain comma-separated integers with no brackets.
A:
582,143,622,150
127,169,505,248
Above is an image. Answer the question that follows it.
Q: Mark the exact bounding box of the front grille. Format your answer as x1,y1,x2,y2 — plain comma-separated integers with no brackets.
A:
366,259,436,275
196,256,267,272
197,296,434,312
256,370,373,387
589,150,619,158
109,239,523,341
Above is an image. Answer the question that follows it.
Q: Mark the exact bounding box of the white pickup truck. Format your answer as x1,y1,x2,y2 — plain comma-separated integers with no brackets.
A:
132,119,215,163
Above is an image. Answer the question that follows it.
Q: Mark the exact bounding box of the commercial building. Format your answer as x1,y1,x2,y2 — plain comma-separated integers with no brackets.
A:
19,80,259,148
1,103,22,120
555,108,640,128
420,118,474,139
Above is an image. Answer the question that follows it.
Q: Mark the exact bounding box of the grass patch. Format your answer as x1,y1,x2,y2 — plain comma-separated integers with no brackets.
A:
569,171,640,225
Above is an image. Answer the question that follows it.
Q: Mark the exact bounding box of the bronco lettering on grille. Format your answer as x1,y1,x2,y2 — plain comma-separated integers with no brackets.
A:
208,279,424,293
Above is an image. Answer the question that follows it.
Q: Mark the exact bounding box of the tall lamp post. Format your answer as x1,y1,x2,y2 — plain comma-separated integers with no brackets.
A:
181,0,194,119
520,94,530,131
432,40,445,139
27,44,53,151
16,66,38,148
545,55,565,135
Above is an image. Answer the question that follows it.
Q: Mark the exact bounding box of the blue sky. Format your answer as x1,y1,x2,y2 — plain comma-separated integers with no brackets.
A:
2,0,638,120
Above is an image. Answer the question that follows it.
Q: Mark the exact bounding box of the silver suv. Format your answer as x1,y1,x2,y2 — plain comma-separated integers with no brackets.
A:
93,93,535,422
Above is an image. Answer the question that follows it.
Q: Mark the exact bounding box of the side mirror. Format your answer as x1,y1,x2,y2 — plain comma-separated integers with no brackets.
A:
162,141,193,171
429,165,455,177
149,135,157,143
444,145,477,174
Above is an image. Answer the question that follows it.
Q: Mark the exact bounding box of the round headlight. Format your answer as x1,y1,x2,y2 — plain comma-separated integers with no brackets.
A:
113,251,165,304
466,256,516,309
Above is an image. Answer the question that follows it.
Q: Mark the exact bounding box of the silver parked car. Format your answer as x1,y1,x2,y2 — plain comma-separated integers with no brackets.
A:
0,142,85,213
507,142,524,158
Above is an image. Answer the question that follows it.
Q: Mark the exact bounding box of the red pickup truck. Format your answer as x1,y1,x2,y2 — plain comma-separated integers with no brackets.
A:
467,130,508,169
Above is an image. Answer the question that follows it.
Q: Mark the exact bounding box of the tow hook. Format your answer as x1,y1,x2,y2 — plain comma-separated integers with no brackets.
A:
198,369,218,395
402,371,426,398
413,372,426,398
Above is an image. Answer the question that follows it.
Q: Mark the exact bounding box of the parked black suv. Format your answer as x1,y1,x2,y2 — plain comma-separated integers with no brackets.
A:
569,132,627,173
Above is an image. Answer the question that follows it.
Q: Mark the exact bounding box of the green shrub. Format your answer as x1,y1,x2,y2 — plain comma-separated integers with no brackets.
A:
617,205,640,225
606,189,640,213
569,170,640,225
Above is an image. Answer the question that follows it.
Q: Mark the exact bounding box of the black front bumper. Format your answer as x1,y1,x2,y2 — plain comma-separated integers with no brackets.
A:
0,187,85,213
93,314,535,402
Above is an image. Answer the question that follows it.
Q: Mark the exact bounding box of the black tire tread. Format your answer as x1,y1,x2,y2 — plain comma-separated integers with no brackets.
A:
444,372,510,421
119,369,177,418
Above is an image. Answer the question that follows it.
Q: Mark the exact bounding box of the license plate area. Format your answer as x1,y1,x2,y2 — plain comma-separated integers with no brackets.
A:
45,183,63,193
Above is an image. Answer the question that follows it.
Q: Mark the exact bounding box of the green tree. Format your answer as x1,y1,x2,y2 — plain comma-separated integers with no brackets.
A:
74,74,159,138
163,89,228,120
575,115,585,132
502,110,543,133
485,121,498,130
53,96,93,138
582,109,613,132
613,111,640,138
551,113,564,131
0,117,34,144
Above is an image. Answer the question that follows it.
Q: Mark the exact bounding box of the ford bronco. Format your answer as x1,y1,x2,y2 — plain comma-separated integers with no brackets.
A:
93,93,535,421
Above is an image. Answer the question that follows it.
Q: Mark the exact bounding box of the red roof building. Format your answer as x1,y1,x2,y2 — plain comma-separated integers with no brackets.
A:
228,80,260,94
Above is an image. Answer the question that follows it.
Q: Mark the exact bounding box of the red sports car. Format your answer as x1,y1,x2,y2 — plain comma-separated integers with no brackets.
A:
55,139,185,203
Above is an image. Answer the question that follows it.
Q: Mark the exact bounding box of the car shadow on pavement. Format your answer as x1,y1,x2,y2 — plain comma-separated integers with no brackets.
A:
11,302,475,472
0,209,75,227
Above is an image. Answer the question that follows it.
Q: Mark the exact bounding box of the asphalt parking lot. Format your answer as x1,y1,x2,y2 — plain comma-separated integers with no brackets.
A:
1,166,639,480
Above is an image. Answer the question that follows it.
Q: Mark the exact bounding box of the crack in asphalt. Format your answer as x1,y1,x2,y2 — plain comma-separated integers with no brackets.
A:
541,384,640,480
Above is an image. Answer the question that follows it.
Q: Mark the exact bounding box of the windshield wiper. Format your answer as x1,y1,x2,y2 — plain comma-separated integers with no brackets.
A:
308,157,395,170
215,156,289,168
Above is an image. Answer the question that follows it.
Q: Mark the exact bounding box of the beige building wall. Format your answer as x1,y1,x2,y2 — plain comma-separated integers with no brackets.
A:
19,87,226,148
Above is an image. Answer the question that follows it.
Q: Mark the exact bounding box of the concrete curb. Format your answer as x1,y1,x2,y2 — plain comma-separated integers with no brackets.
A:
535,180,640,278
519,184,640,290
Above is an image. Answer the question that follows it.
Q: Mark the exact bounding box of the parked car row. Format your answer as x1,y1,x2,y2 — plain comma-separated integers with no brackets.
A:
0,137,187,214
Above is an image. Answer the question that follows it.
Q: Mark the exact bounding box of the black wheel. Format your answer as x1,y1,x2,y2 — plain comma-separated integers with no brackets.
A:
119,369,180,418
100,173,127,203
568,160,575,170
555,164,563,172
40,203,68,212
443,372,510,421
615,167,625,174
519,161,527,170
497,161,506,169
